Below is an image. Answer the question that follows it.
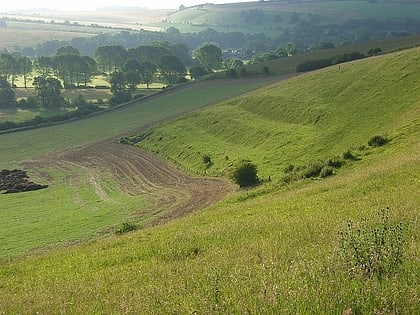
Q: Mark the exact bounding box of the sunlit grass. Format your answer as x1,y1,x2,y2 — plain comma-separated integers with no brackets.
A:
0,48,418,313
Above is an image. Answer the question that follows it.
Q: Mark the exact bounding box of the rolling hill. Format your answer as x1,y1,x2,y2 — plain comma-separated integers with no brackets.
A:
0,47,419,313
152,0,420,37
138,47,420,180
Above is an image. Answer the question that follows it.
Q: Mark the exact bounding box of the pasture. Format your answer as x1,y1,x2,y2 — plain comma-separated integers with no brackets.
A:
0,47,418,313
138,47,420,179
0,77,276,257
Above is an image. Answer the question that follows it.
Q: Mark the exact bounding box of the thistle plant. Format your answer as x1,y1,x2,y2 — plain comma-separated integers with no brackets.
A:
338,207,406,279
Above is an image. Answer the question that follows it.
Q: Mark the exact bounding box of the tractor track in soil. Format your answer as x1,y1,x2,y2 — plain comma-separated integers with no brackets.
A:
25,137,235,228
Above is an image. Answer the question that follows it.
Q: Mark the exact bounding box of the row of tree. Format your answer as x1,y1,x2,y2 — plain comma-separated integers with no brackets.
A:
0,42,225,109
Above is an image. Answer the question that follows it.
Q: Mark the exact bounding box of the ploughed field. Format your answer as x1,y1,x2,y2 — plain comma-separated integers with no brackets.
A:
25,138,232,227
1,77,278,257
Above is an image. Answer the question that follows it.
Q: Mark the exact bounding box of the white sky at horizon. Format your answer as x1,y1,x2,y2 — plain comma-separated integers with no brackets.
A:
1,0,255,12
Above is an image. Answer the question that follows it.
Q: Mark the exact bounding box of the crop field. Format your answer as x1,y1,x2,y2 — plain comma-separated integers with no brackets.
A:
0,8,171,50
0,27,95,51
0,47,418,313
0,77,276,257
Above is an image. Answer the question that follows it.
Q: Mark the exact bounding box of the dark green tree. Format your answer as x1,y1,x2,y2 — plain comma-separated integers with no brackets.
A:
224,58,244,70
79,56,96,87
123,59,142,92
0,79,16,108
17,55,33,89
35,56,54,78
138,60,157,89
95,45,127,73
189,66,209,80
196,44,222,72
129,45,170,66
159,55,186,84
109,71,131,104
0,53,19,86
56,45,80,56
33,76,63,108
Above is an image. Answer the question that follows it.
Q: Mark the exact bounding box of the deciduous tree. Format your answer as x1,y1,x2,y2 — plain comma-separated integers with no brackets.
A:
196,44,222,72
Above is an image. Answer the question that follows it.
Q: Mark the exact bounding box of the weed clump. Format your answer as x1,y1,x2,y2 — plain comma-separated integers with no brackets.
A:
368,135,388,147
319,166,334,178
116,222,138,235
202,154,212,166
338,207,406,279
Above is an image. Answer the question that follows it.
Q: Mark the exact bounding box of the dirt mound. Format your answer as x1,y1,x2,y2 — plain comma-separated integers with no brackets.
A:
0,169,48,194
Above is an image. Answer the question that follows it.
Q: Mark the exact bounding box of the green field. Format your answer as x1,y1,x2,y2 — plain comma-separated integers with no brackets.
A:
153,0,420,35
0,78,276,257
247,34,420,74
138,48,420,179
0,48,419,313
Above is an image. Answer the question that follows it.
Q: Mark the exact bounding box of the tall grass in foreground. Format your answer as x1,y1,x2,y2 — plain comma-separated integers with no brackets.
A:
0,137,418,313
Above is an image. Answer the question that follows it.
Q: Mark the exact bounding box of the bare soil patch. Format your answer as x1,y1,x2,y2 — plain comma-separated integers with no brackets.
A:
0,169,48,194
25,138,234,227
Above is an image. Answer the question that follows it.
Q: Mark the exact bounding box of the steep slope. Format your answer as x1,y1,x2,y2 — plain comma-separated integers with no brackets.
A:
139,48,420,179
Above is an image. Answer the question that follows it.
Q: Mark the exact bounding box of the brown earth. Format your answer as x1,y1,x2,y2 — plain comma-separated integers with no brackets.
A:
25,138,235,227
0,169,48,194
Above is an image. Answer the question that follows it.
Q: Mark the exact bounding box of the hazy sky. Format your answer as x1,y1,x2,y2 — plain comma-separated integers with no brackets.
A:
1,1,254,12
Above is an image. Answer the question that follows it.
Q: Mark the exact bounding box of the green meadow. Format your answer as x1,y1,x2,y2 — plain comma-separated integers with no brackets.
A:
0,78,273,257
0,48,419,313
0,79,270,168
138,48,420,179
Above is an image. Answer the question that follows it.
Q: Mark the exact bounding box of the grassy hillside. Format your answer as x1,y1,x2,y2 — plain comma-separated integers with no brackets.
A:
246,34,420,75
138,47,420,180
0,46,418,314
0,78,274,257
154,0,420,35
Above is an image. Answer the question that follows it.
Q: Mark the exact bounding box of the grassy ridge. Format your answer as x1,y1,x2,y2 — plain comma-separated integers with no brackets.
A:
138,48,420,179
155,1,420,34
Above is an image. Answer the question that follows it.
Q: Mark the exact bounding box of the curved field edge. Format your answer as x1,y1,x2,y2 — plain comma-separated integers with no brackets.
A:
0,77,278,169
0,116,418,313
0,77,278,257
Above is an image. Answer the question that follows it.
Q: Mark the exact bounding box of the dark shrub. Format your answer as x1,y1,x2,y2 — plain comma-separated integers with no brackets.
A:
368,135,388,147
303,160,324,178
202,154,212,165
230,160,259,188
327,156,344,169
116,222,137,235
342,150,357,161
284,164,295,173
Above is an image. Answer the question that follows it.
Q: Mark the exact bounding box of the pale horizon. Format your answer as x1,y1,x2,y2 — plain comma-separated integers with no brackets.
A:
1,0,255,12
